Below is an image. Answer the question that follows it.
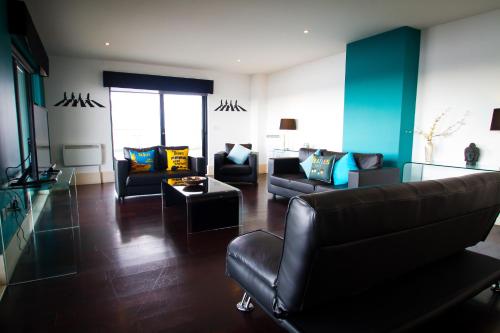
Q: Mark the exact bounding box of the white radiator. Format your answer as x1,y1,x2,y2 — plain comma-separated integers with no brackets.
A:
63,144,102,166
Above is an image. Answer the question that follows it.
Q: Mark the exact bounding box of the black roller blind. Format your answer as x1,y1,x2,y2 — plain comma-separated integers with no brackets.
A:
103,71,214,94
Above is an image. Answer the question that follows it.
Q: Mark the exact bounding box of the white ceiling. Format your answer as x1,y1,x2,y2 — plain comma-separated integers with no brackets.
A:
25,0,500,74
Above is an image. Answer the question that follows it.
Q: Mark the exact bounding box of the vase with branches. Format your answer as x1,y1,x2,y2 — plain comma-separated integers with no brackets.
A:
416,109,468,163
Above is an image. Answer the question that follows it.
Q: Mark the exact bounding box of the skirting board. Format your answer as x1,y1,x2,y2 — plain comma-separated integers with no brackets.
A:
75,171,114,185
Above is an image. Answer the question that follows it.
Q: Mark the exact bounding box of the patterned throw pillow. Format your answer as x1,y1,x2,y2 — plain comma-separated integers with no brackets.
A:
166,147,189,171
129,149,156,173
309,155,335,183
300,149,321,178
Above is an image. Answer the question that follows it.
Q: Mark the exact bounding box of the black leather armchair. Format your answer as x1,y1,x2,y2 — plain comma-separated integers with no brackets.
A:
214,143,258,184
227,172,500,332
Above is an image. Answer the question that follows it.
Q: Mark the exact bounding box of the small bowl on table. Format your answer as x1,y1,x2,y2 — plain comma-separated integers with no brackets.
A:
182,176,207,186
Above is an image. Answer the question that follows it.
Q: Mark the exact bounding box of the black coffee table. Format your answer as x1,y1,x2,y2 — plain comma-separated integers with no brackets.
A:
161,177,242,233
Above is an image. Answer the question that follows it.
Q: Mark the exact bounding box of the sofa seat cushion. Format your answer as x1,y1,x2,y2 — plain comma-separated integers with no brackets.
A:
126,172,165,186
315,183,348,193
271,174,324,193
165,170,194,179
219,164,252,176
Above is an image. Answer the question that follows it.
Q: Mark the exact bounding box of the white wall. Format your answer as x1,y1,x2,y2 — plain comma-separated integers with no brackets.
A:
45,56,253,183
264,53,346,164
414,9,500,169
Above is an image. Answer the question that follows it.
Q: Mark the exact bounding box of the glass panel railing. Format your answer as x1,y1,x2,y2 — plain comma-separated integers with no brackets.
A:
0,168,80,284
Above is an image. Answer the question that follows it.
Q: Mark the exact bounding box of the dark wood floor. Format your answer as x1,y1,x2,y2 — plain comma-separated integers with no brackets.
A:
0,175,499,332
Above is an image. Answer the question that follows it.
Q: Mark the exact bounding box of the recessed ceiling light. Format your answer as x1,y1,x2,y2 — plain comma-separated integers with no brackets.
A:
303,29,309,34
236,59,241,63
105,42,110,46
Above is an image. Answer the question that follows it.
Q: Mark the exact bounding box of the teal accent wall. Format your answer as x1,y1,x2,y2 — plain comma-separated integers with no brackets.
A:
343,27,420,168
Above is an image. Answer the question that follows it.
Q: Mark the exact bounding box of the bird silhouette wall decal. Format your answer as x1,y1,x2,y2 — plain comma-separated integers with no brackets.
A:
54,92,105,108
214,99,247,112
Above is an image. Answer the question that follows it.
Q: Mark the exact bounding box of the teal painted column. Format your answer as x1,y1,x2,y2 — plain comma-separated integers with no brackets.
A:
343,27,420,168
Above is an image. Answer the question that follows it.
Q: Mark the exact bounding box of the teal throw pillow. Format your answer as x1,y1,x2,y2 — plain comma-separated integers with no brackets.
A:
333,152,359,185
227,144,251,165
300,149,321,179
309,155,335,183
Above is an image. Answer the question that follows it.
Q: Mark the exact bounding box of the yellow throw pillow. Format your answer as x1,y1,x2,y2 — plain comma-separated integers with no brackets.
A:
166,148,189,171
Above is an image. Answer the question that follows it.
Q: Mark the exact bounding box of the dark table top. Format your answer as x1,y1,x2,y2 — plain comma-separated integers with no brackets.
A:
163,177,241,198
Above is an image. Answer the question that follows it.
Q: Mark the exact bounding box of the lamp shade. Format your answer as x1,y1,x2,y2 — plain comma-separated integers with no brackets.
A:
279,118,297,130
491,109,500,131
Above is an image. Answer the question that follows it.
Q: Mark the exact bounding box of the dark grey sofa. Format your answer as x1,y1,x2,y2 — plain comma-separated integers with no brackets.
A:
227,172,500,332
268,148,400,198
114,145,206,200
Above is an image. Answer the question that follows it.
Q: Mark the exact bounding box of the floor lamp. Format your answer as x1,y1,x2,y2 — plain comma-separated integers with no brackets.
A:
280,118,297,150
491,109,499,171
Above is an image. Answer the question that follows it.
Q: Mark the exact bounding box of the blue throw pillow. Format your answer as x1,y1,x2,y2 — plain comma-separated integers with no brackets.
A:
300,149,321,179
333,152,359,185
227,144,251,165
309,155,335,183
129,149,156,173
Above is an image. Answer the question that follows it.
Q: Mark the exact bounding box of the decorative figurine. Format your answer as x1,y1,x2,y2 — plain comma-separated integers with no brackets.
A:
464,143,480,167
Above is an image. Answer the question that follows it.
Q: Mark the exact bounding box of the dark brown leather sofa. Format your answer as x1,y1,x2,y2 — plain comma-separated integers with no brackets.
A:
268,148,400,199
227,172,500,332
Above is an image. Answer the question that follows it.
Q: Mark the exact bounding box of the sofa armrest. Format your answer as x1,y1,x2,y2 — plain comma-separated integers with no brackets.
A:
114,157,129,198
268,157,301,175
226,230,283,312
189,156,206,176
248,152,259,182
214,151,226,178
348,167,400,188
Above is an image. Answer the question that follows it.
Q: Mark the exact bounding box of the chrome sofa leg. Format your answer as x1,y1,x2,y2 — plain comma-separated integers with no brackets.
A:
236,292,254,312
492,281,500,293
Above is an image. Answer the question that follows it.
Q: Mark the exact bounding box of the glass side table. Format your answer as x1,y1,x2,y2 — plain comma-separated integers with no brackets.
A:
402,162,499,183
0,168,80,285
272,148,300,158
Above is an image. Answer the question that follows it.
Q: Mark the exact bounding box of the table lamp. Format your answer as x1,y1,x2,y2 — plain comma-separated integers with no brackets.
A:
280,118,297,150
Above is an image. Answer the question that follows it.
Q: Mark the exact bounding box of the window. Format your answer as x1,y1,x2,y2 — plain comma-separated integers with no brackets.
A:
110,89,207,159
110,89,161,156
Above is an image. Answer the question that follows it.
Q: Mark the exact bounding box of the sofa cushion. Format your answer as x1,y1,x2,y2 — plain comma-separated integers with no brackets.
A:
271,174,323,193
333,152,359,185
300,149,321,178
227,144,251,165
128,149,156,173
354,153,383,170
310,155,335,183
225,143,252,154
299,148,325,163
157,146,189,170
126,172,164,186
219,164,252,176
165,170,193,179
315,183,348,192
166,147,189,171
124,146,159,169
322,151,383,170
